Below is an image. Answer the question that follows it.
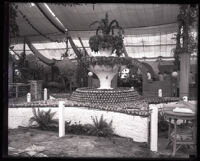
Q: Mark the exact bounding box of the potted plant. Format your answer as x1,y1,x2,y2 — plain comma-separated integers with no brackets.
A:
89,13,124,57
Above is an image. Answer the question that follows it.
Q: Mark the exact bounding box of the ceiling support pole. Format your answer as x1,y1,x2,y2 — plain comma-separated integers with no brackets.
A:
78,37,89,57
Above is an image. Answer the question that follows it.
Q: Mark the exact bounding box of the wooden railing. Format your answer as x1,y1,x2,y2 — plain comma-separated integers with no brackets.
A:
9,83,31,98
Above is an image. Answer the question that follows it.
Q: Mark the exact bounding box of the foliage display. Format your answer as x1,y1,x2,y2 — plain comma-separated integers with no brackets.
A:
28,108,114,137
62,116,114,137
84,56,132,67
89,13,124,56
173,4,198,69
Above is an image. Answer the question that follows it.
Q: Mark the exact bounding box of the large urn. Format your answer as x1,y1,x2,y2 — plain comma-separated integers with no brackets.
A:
90,47,119,89
89,64,119,89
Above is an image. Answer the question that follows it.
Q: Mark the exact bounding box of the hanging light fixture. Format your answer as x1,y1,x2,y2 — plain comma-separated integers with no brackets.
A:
171,71,178,77
88,72,93,77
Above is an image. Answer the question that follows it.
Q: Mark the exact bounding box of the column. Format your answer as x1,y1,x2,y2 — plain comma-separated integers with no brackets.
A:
179,53,190,98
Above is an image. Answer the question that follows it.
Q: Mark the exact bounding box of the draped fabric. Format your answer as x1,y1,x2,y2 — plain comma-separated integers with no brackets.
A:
25,38,55,65
68,36,83,59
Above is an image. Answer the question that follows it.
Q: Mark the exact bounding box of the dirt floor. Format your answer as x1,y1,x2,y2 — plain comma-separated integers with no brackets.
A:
8,127,195,158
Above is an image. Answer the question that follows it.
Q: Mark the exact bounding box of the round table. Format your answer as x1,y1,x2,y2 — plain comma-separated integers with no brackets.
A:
164,110,196,156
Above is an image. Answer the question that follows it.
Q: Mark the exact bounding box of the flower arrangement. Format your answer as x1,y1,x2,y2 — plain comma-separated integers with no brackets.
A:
89,13,124,56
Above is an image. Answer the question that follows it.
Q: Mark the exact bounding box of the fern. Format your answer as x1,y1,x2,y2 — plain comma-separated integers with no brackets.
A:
29,108,57,130
90,115,114,137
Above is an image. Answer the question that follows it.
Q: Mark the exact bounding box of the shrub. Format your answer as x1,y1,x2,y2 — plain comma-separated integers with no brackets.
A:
88,115,114,137
29,108,57,130
65,121,91,135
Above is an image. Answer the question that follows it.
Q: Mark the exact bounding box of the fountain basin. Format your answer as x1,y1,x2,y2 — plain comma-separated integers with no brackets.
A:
70,87,141,104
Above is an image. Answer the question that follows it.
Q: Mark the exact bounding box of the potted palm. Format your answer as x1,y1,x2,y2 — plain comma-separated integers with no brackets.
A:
89,13,124,57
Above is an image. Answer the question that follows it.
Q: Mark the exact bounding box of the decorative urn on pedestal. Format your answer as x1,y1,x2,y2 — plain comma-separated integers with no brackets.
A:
70,13,141,104
88,13,125,89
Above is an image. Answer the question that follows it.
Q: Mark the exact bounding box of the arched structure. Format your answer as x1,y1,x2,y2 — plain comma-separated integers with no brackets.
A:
142,62,155,79
130,59,149,82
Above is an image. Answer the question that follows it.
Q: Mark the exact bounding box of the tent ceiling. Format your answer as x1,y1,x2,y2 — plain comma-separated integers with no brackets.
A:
49,4,179,30
11,3,180,44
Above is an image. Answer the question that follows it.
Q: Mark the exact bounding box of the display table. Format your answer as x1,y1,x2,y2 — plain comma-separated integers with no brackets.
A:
164,110,196,156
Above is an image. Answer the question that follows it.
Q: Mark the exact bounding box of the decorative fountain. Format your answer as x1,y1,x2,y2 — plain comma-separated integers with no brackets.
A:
70,13,141,104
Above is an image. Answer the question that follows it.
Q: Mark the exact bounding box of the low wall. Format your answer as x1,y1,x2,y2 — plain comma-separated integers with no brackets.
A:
9,106,149,143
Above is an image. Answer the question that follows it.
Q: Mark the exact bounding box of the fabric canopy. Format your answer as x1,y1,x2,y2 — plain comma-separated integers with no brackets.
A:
10,3,182,60
11,3,180,44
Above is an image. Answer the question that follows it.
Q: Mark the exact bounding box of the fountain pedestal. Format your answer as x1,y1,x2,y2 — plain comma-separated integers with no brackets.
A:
89,64,119,89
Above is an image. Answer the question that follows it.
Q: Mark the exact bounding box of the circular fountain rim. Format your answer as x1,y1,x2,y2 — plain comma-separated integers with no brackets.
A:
75,87,136,93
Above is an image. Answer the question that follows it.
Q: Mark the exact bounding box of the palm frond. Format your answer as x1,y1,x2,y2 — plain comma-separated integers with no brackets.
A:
29,117,37,126
89,21,101,27
96,27,102,35
109,20,120,29
49,111,57,120
32,108,38,120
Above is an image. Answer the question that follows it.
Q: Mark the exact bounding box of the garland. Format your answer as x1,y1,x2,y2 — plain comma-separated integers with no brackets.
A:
9,3,19,38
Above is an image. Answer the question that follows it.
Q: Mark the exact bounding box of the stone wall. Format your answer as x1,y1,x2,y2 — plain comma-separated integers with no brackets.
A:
8,107,149,142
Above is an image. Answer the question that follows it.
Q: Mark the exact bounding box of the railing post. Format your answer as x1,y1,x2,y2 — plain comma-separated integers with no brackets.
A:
149,104,158,152
27,93,31,102
44,88,47,101
16,84,18,98
158,89,162,97
59,101,65,137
